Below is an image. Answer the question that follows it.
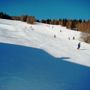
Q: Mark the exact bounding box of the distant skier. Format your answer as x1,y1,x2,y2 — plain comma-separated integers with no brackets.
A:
52,26,54,29
68,37,70,40
77,42,81,50
54,34,56,38
73,36,75,40
60,30,62,32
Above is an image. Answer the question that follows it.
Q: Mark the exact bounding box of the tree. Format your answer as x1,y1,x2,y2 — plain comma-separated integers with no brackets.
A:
41,19,46,23
26,16,35,24
0,12,11,19
80,32,90,43
46,19,51,24
36,20,40,22
20,15,27,22
62,19,67,26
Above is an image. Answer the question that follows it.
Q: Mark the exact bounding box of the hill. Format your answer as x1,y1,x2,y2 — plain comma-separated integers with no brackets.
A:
0,19,90,90
0,19,90,67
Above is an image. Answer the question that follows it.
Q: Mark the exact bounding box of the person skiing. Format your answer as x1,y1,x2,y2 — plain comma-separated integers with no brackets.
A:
77,42,81,49
73,36,75,40
60,30,62,32
68,37,70,40
54,34,56,38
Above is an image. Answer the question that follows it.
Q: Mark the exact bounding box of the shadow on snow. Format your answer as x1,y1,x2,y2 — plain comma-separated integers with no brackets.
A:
0,43,90,90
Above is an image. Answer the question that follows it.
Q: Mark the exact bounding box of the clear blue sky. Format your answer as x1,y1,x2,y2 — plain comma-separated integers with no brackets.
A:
0,0,90,20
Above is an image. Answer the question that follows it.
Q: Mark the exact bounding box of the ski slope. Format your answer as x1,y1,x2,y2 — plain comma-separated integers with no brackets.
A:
0,19,90,67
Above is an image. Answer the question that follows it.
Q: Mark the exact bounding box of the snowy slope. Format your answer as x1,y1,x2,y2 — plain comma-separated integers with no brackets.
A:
0,19,90,67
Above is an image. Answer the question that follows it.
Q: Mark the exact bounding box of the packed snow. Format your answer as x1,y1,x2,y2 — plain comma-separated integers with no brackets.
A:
0,19,90,67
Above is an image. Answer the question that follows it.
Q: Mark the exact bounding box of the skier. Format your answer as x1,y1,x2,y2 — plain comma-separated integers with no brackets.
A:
73,36,75,40
54,34,56,38
60,30,62,32
68,37,70,40
77,42,81,50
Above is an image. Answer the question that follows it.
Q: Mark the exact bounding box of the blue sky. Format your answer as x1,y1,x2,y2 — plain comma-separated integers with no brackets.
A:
0,0,90,20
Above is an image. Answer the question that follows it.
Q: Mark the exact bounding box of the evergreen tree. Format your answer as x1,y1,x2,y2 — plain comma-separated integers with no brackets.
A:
46,19,51,24
0,12,11,19
36,20,40,22
41,19,46,23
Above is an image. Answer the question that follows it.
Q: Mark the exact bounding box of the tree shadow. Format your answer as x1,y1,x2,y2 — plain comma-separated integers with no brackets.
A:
59,57,70,59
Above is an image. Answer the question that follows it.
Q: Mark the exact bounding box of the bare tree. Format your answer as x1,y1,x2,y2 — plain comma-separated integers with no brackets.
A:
80,30,90,43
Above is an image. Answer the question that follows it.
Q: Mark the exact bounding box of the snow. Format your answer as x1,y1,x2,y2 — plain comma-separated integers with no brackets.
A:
0,43,90,90
0,19,90,67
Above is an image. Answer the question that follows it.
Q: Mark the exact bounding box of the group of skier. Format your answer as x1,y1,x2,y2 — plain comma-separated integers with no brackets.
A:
53,34,81,50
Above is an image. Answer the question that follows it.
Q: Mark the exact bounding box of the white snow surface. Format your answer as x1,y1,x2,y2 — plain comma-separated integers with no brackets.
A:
0,19,90,67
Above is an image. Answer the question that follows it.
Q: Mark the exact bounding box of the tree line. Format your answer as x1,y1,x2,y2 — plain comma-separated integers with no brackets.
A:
0,12,35,24
12,15,35,24
0,12,89,33
37,19,90,33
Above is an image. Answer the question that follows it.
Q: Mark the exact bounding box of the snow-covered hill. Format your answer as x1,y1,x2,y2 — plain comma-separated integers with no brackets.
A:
0,19,90,67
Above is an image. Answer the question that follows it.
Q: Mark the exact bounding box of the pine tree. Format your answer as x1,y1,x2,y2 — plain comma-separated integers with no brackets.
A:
0,12,11,19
